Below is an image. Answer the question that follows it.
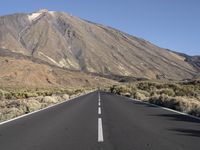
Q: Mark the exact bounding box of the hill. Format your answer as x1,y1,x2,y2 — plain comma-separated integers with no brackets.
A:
0,9,199,81
0,48,116,89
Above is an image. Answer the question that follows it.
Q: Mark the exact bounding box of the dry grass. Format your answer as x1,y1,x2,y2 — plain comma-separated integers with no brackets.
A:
109,81,200,117
0,88,94,122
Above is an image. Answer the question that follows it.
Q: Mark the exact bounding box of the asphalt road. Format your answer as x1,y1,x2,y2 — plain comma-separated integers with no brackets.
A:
0,91,199,150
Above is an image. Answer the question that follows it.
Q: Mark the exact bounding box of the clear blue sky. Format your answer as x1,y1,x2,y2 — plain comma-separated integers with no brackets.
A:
0,0,199,55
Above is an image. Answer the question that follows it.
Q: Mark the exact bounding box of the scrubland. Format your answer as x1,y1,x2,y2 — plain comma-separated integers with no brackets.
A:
0,88,93,122
109,80,200,117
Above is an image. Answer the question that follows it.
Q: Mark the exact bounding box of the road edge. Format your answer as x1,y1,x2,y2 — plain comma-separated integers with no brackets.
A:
0,90,97,126
109,92,200,121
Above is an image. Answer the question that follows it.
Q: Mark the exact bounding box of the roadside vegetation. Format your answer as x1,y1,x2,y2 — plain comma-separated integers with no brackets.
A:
0,87,93,122
109,80,200,117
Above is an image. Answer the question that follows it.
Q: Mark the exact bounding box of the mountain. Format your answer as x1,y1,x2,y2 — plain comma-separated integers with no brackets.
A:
179,54,200,71
0,48,117,88
188,56,200,71
0,9,199,80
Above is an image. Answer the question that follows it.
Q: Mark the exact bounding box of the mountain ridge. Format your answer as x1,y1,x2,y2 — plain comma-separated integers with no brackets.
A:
0,9,199,81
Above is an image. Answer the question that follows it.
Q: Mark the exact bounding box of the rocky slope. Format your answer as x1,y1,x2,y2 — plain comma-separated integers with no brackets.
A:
0,49,116,88
183,55,200,71
0,9,199,80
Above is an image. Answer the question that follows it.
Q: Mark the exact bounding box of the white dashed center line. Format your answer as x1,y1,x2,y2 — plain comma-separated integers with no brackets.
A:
98,91,104,142
98,118,104,142
98,107,101,115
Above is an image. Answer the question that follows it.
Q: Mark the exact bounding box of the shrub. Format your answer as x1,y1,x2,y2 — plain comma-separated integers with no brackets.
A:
134,91,147,100
26,100,42,112
0,89,4,100
149,95,180,110
0,107,24,121
110,85,117,93
110,85,136,96
0,101,6,108
41,96,58,104
156,88,175,97
108,81,200,117
24,92,39,98
149,95,200,116
4,92,13,99
62,94,70,100
189,104,200,117
6,100,20,108
0,88,90,122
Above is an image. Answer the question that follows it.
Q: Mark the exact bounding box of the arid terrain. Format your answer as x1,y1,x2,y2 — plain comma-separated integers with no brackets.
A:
0,9,200,121
0,9,199,81
109,80,200,117
0,52,116,89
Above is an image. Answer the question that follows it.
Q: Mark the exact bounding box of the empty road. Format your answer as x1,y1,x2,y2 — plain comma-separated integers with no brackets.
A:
0,91,199,150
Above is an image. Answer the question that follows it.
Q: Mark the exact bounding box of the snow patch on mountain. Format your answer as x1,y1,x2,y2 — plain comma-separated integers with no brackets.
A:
49,11,55,15
28,13,42,21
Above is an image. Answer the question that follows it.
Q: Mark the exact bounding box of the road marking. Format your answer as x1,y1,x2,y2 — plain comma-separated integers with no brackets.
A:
98,118,104,142
130,99,200,120
98,107,101,115
116,94,200,121
98,92,103,142
98,92,101,101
